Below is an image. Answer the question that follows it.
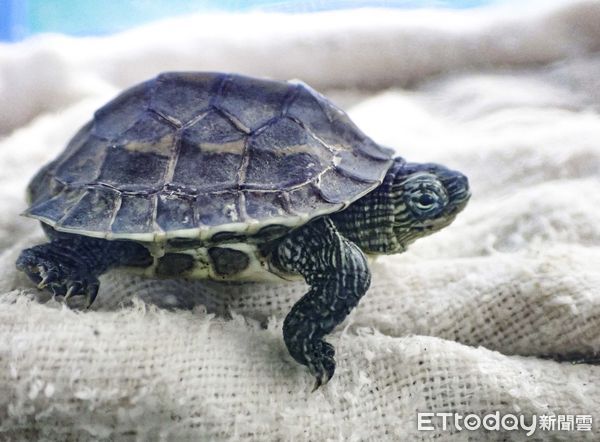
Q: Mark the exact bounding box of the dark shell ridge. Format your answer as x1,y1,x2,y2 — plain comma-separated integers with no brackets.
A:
25,72,394,240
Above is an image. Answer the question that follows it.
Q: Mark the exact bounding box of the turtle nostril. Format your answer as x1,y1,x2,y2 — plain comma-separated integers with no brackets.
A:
444,172,470,207
449,173,468,191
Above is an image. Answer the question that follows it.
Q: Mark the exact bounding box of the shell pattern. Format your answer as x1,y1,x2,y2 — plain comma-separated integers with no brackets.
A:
25,72,394,242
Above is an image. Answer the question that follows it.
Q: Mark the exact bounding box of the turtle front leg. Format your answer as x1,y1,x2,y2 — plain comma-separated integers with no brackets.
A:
16,233,151,307
271,218,371,390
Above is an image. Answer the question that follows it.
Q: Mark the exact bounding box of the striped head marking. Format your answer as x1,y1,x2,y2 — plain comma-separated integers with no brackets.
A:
391,161,470,249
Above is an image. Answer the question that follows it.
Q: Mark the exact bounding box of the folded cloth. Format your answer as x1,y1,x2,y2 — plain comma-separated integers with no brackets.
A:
1,1,600,440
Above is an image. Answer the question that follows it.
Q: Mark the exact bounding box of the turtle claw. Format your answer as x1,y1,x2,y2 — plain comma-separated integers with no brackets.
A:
85,282,100,309
59,278,99,309
64,282,82,301
37,267,60,289
17,245,100,308
311,371,332,392
309,342,335,392
293,339,335,392
310,367,334,392
311,379,320,393
63,279,99,309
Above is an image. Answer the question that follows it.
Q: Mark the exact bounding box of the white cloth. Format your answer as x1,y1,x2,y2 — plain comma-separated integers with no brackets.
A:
1,1,600,440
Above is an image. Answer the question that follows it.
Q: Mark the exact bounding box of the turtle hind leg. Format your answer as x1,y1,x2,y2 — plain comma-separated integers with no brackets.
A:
16,233,151,308
271,217,371,390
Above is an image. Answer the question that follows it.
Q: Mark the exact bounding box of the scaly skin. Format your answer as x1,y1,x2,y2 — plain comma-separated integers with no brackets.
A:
16,235,151,307
271,217,371,390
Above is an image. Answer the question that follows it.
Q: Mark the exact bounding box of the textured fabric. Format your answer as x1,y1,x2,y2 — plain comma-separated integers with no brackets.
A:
2,2,600,440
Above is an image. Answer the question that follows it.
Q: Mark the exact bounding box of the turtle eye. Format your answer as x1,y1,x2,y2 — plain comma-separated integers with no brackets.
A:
415,192,436,210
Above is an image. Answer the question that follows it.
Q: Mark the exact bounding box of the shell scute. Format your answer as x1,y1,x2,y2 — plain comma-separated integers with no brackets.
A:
245,191,288,220
214,74,291,131
318,168,375,204
246,150,323,190
183,109,246,146
110,111,177,154
156,194,196,232
172,137,243,192
97,147,169,192
334,150,394,182
57,188,118,233
245,118,328,189
25,72,394,241
54,133,108,186
111,194,155,235
287,184,339,217
92,81,152,140
286,84,361,149
150,72,215,125
195,192,239,227
26,188,82,223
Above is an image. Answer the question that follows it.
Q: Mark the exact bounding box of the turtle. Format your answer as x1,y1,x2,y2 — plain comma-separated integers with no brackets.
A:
16,72,470,389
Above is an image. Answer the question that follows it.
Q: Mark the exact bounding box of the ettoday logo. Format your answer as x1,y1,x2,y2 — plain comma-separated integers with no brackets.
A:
417,412,593,436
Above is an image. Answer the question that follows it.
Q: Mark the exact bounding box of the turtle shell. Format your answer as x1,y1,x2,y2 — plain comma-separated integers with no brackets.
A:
25,72,394,241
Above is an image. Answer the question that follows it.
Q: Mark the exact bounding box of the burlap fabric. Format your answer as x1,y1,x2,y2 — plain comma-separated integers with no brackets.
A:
1,2,600,440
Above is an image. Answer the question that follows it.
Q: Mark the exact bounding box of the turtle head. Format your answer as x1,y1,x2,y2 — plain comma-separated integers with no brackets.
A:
390,160,470,251
329,158,470,255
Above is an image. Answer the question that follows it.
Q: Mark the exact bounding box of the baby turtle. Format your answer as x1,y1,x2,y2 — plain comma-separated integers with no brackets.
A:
16,72,470,389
